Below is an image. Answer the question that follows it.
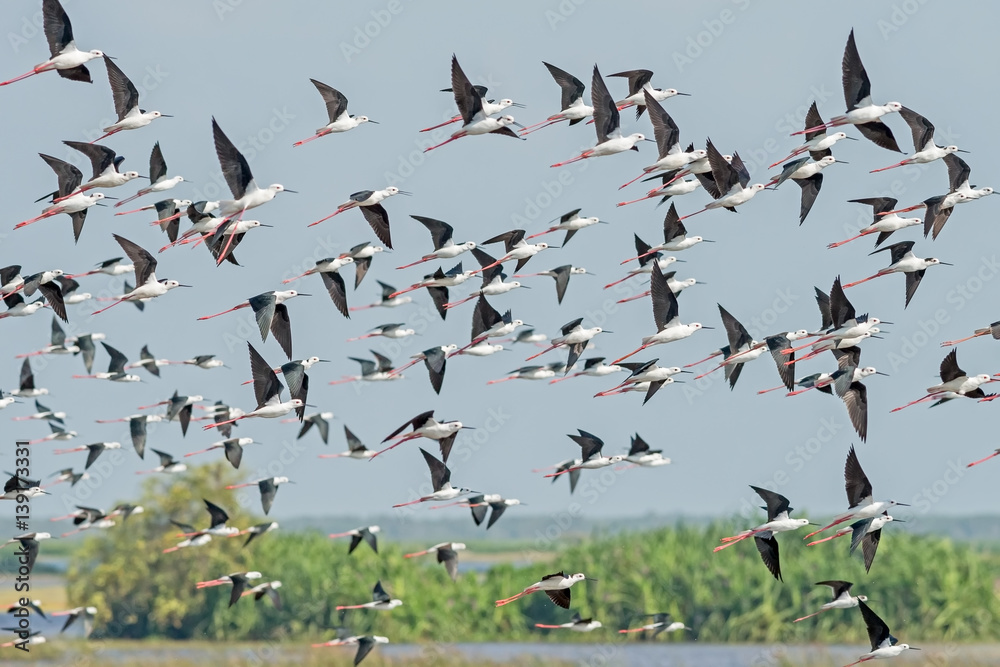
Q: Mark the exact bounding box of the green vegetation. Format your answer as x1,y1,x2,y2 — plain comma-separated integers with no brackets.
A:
67,463,1000,643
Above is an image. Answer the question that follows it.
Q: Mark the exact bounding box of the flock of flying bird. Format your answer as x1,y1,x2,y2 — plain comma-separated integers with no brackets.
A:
0,3,997,663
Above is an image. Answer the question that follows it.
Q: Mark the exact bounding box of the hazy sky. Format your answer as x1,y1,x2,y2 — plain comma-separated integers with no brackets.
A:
2,0,998,527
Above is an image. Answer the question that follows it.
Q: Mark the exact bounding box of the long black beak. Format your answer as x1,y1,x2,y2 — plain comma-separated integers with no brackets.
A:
259,224,274,228
701,326,715,330
896,502,910,506
368,120,380,124
956,149,970,153
843,136,858,140
678,370,693,373
398,191,413,196
836,160,849,164
177,284,193,288
675,92,691,96
511,103,526,108
875,371,890,376
512,121,526,129
297,293,312,297
160,114,174,118
284,189,299,194
939,261,954,266
642,138,656,142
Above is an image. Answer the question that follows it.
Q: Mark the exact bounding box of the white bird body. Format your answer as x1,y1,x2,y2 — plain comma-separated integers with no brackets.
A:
645,147,705,174
839,101,902,126
102,109,166,134
708,182,766,211
44,191,105,216
218,183,289,219
459,342,505,357
928,373,992,395
642,322,704,347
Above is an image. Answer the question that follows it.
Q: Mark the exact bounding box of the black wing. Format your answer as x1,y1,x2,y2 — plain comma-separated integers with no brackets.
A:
372,580,390,603
765,334,796,391
545,588,572,609
212,117,253,200
104,56,139,121
113,234,156,286
939,349,962,383
420,448,450,491
754,533,782,582
204,499,230,528
449,55,482,125
43,0,74,57
644,90,680,159
411,215,454,250
750,485,792,520
38,281,67,323
904,270,925,309
859,600,892,651
258,478,278,515
590,65,619,145
543,62,586,111
310,79,349,123
855,120,901,153
841,29,870,109
360,204,392,249
437,547,459,581
844,445,873,508
270,303,293,360
898,106,935,152
651,263,679,330
796,173,823,225
321,270,350,318
248,342,283,408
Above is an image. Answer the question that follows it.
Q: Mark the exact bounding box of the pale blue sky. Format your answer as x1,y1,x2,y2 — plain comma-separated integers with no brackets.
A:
2,0,998,524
